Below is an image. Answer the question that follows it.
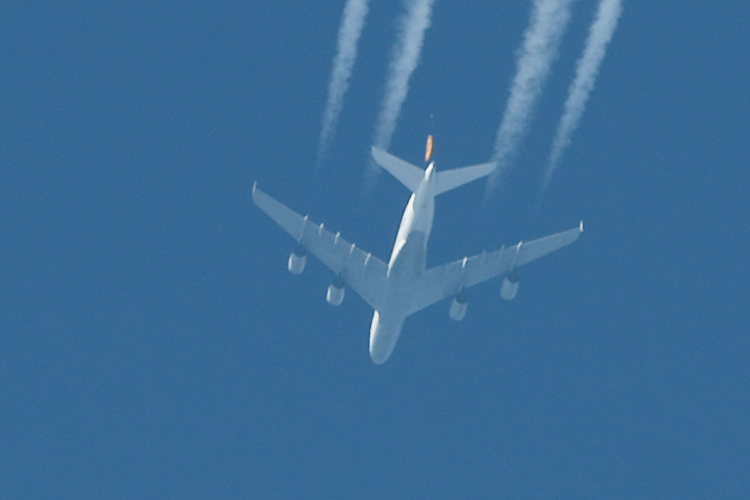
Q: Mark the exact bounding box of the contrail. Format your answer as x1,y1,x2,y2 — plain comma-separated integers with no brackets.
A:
369,0,436,180
541,0,623,193
317,0,371,166
486,0,575,196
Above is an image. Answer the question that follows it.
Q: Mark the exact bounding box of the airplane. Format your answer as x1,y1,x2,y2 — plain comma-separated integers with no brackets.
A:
252,141,583,365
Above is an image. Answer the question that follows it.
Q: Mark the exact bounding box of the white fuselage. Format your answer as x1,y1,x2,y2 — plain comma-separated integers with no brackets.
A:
369,163,436,364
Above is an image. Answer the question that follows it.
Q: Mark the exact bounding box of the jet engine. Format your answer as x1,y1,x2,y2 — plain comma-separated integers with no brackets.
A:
500,271,519,301
326,276,345,306
449,292,468,321
287,246,307,275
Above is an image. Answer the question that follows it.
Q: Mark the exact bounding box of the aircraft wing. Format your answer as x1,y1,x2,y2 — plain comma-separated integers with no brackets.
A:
252,183,387,311
409,222,583,315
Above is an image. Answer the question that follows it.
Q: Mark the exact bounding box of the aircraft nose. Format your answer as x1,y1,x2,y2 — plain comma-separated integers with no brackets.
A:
368,311,400,365
369,348,389,365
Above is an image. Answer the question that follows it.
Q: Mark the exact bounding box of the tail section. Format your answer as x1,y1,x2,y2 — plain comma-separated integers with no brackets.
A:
371,144,496,195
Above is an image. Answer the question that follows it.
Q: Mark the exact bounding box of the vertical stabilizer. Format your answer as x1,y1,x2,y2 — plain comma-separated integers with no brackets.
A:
424,114,434,163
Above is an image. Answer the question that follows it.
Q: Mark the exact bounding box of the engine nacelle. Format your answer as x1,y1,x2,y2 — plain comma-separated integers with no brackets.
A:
287,246,307,275
500,272,519,301
449,292,468,321
326,277,345,306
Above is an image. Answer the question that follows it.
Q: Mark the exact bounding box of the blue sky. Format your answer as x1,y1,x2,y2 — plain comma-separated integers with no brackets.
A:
1,1,749,498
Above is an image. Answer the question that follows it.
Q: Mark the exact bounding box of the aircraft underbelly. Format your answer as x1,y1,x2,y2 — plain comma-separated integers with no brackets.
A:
370,231,427,364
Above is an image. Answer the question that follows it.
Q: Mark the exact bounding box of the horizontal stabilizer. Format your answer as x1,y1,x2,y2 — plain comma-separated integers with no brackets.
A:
371,147,423,193
435,162,496,195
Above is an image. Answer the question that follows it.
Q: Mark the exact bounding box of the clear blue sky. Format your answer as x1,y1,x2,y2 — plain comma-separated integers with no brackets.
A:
1,1,748,498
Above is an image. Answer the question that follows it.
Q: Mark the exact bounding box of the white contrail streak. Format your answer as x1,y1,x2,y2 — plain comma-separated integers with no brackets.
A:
317,0,371,166
369,0,436,179
541,0,623,193
486,0,575,196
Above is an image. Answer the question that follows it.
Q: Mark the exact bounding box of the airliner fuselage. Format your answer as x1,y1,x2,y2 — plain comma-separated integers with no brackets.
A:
369,163,436,364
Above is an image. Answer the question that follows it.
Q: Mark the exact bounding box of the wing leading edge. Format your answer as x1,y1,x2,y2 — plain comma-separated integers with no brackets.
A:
252,183,387,310
409,222,583,315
